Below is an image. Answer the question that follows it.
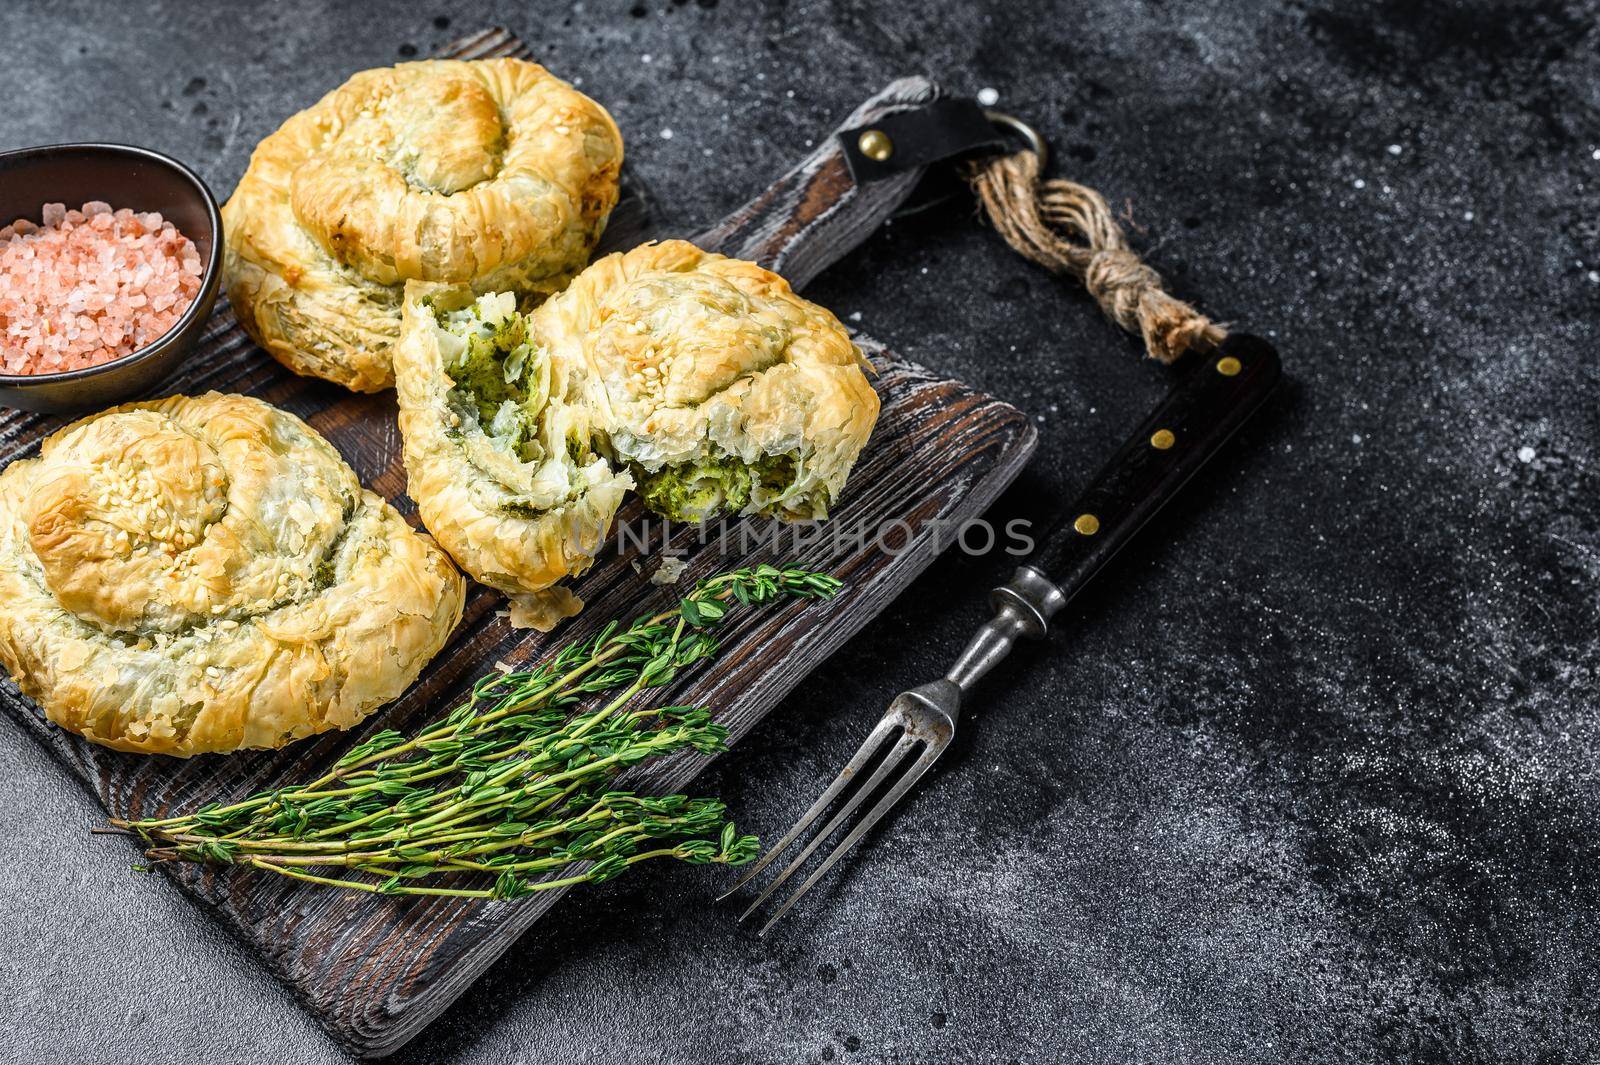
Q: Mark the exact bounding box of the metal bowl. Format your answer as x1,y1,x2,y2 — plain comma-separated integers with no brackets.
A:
0,143,223,414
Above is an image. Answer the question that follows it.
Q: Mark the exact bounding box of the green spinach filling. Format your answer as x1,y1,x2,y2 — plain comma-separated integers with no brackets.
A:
434,294,821,523
437,293,550,463
635,452,801,522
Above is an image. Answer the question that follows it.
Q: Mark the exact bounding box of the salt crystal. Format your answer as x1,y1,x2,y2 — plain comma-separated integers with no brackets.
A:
0,199,202,373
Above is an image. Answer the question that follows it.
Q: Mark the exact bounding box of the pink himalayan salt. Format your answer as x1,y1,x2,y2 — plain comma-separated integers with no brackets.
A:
0,202,203,375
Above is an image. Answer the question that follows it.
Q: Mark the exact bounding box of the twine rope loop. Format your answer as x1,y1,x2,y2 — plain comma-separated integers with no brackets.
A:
965,148,1225,364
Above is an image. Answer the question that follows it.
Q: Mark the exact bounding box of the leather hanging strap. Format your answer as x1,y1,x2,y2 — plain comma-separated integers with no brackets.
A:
840,95,1227,365
838,98,1010,183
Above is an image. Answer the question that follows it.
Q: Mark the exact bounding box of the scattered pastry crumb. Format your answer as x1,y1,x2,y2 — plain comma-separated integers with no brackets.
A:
651,557,688,585
1517,446,1536,463
508,587,584,631
977,86,1000,106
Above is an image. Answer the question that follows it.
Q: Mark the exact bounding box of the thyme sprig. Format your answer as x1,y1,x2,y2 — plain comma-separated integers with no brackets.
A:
112,567,840,900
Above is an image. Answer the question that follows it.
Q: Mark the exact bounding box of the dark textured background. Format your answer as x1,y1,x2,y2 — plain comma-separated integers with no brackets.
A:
2,1,1598,1062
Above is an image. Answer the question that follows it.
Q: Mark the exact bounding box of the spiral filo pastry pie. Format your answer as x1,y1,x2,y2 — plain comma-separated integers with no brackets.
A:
0,393,465,756
393,241,878,627
222,58,623,393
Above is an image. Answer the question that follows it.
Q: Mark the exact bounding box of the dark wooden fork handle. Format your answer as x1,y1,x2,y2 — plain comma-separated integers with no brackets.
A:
948,333,1280,700
1026,334,1281,598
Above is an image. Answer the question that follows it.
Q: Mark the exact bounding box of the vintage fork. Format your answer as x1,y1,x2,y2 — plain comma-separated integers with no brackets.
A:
722,335,1281,934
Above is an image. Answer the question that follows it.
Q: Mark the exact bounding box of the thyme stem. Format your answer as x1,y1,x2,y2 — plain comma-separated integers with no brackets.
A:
112,567,840,900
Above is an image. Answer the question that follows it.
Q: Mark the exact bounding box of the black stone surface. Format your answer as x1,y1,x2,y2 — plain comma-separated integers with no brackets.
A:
1,1,1597,1063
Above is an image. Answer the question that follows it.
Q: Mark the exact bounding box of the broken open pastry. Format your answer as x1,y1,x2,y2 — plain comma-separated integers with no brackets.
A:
222,58,622,392
394,287,632,630
556,240,880,523
0,393,465,756
393,240,878,628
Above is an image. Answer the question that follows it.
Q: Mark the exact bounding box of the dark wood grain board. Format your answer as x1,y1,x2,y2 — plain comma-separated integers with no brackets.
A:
0,29,1035,1059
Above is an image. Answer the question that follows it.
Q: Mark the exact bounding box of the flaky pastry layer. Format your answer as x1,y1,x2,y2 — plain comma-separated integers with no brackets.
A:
0,393,464,756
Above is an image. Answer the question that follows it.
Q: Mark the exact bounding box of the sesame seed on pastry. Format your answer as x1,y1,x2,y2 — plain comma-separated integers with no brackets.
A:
222,58,623,393
0,393,465,757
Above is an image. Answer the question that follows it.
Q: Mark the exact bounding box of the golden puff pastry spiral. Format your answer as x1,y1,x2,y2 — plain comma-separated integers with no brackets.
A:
0,393,465,757
392,241,878,628
222,58,623,393
550,240,879,523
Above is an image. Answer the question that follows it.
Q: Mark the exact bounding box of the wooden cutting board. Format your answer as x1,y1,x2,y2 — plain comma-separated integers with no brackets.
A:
0,29,1035,1058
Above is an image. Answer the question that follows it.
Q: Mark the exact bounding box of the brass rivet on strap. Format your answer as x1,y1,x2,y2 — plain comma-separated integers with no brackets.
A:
1150,428,1175,450
1216,356,1242,376
858,129,893,162
1073,513,1100,536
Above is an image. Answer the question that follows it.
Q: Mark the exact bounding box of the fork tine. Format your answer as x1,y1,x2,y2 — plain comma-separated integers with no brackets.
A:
738,731,921,922
717,712,906,902
757,740,946,936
